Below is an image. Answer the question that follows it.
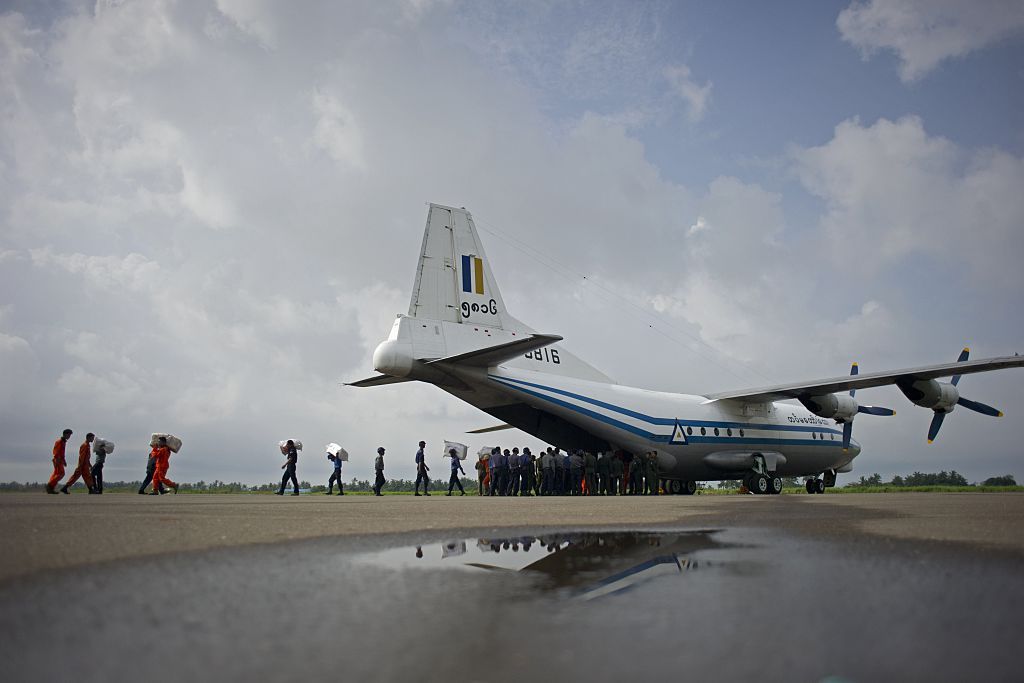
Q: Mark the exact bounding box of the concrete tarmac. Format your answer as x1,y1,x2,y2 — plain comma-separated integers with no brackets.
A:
3,492,1023,582
3,492,1024,682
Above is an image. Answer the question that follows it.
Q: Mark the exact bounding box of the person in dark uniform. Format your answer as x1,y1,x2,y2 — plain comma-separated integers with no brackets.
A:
645,452,660,496
628,454,643,495
584,451,597,496
561,450,571,495
373,447,386,496
521,447,534,496
446,448,466,496
569,450,584,495
609,453,623,496
414,440,431,496
488,447,501,496
327,449,344,495
596,452,610,495
276,440,300,495
508,447,521,496
91,439,109,494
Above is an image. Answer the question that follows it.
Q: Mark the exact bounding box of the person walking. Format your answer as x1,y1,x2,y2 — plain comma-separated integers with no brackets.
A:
476,456,488,496
150,436,178,495
62,432,97,494
46,428,72,494
276,439,299,496
596,452,610,495
373,447,386,496
327,449,344,495
91,439,109,494
446,448,466,496
414,440,431,496
138,446,166,495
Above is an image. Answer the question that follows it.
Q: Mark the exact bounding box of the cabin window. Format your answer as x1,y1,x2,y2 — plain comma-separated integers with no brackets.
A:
713,427,720,436
700,427,706,436
687,426,693,435
739,429,745,437
812,432,817,440
727,428,733,437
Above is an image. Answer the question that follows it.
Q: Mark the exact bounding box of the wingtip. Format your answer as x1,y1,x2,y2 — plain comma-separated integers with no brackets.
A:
998,411,1004,417
963,346,970,353
927,439,933,444
851,362,858,367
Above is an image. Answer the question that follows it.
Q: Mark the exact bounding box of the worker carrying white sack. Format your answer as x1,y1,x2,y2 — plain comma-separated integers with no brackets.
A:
150,433,182,453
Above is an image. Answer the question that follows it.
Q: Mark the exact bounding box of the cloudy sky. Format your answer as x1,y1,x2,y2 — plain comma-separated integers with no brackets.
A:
2,0,1023,486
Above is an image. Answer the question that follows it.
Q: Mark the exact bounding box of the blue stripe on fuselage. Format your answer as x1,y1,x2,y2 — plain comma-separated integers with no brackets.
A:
488,374,842,437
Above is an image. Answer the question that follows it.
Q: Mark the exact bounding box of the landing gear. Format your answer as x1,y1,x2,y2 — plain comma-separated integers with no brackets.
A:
667,480,698,495
769,476,783,495
806,478,826,494
749,473,769,495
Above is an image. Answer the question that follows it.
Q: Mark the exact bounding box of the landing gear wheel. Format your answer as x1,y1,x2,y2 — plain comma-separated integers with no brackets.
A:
668,480,683,495
815,479,826,494
805,479,816,495
684,480,697,495
751,473,769,495
769,476,783,495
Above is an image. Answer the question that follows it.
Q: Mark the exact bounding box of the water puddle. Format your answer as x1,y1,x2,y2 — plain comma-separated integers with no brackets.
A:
354,530,734,599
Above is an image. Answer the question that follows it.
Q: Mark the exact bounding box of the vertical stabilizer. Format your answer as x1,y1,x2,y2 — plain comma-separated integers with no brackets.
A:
408,204,525,331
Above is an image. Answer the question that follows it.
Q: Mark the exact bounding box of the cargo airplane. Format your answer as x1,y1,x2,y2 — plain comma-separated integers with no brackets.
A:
349,204,1023,494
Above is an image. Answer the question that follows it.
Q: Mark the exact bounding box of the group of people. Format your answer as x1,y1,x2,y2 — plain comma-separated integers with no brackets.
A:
476,447,663,496
46,429,177,495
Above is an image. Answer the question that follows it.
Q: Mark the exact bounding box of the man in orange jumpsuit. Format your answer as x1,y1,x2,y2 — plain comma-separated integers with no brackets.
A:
47,428,73,494
149,436,178,495
62,432,97,494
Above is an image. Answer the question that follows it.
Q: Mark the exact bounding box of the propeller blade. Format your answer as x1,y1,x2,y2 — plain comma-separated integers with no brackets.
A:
952,347,969,386
927,412,945,443
842,421,853,451
858,405,895,416
957,396,1003,418
849,363,858,397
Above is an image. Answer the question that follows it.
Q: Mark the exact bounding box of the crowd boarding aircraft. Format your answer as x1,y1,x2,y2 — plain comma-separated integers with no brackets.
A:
349,204,1023,494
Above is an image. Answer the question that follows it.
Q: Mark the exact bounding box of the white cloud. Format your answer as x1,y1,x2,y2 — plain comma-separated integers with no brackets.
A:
310,89,366,169
792,115,1024,288
215,0,278,48
663,64,712,122
837,0,1024,81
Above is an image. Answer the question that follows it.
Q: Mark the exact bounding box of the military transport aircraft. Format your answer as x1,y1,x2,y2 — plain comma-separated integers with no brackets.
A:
349,204,1023,494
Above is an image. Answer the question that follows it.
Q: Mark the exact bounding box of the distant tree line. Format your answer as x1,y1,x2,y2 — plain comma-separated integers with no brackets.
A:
845,471,1017,487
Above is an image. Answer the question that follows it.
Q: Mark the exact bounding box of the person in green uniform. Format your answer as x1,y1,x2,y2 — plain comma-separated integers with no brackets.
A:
645,451,660,495
596,452,610,495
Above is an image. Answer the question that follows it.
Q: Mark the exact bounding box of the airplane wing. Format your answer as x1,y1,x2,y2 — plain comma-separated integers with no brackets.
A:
425,333,563,368
704,355,1024,403
344,374,415,388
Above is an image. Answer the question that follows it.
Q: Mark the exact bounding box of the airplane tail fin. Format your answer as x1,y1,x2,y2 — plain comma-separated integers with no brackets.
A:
408,204,527,331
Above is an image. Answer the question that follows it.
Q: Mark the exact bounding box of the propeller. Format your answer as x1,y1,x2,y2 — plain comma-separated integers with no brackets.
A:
928,347,1004,444
842,363,895,451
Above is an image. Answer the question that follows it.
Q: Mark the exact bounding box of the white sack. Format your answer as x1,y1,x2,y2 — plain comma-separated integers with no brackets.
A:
325,443,349,461
443,441,468,460
477,446,492,461
279,440,303,455
151,433,182,453
93,438,115,455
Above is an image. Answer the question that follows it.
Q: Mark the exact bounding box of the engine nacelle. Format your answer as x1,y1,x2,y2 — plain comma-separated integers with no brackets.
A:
799,394,859,422
897,378,959,413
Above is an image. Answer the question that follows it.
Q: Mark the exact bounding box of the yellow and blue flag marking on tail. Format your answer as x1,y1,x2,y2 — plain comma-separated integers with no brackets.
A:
461,255,485,295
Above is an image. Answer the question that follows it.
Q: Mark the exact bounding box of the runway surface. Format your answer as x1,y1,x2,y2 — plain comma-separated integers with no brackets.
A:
3,492,1023,681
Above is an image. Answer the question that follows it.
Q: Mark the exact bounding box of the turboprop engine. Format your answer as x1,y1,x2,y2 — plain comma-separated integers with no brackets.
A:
798,393,860,422
798,363,895,451
896,348,1003,443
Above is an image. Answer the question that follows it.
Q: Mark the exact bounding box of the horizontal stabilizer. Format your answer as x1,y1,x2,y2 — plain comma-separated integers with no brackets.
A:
345,374,415,388
426,333,563,368
466,423,515,434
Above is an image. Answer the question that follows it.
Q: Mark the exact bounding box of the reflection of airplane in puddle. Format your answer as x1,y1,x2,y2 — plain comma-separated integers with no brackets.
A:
442,531,727,598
